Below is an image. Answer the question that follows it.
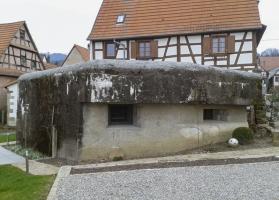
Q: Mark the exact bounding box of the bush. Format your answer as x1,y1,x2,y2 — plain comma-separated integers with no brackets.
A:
232,127,254,145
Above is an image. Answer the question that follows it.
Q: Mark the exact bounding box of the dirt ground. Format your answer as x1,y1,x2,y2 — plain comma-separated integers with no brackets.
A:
39,137,274,167
181,137,273,154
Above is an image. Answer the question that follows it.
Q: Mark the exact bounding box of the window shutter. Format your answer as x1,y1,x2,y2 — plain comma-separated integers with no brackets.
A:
151,41,158,58
227,35,235,54
203,37,212,55
131,42,137,59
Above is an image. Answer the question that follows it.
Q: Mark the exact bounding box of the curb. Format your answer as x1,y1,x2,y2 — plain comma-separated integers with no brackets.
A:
47,166,71,200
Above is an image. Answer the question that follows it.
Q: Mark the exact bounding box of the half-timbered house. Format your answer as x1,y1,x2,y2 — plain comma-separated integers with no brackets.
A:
88,0,266,71
0,21,44,125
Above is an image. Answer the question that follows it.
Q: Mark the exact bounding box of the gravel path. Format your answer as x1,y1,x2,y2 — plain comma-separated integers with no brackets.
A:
57,162,279,200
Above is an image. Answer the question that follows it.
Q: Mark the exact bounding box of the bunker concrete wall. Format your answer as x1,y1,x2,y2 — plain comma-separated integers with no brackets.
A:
16,60,262,161
80,104,248,161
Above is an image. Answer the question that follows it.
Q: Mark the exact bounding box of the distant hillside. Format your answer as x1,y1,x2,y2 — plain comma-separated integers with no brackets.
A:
49,53,66,66
41,53,66,66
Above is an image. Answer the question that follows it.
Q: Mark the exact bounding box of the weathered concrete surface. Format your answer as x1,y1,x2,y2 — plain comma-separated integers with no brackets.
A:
81,104,248,161
16,60,262,161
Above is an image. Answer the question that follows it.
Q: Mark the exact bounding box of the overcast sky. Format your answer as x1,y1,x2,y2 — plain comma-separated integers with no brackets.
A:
0,0,278,54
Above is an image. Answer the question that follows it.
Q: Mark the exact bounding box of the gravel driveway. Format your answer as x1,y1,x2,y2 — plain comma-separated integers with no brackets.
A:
57,162,279,200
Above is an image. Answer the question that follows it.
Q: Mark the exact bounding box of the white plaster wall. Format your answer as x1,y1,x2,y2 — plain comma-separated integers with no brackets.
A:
158,38,169,46
238,53,253,64
191,45,201,55
95,51,103,60
80,104,248,161
95,42,103,50
116,41,128,59
90,31,255,68
181,56,193,63
169,37,177,45
188,35,202,43
180,45,190,54
230,32,245,40
166,46,177,56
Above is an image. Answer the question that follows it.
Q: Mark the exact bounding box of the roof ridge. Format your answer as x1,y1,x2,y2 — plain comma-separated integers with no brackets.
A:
0,21,25,25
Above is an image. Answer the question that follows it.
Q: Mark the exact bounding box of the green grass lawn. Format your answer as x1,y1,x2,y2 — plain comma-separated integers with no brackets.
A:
0,134,16,143
0,165,55,200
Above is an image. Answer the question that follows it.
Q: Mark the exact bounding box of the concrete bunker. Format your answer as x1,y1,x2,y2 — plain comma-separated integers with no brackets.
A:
17,60,262,161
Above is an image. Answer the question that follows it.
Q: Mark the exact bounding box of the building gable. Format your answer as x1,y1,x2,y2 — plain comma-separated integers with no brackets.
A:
62,45,90,67
0,21,44,73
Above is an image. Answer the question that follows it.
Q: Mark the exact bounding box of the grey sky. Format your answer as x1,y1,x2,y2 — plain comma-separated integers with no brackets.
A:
0,0,277,54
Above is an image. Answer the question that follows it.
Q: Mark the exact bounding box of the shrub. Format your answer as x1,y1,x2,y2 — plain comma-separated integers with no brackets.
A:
112,156,123,161
232,127,254,145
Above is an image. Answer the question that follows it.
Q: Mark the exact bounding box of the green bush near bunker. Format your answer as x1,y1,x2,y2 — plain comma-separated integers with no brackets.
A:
232,127,254,145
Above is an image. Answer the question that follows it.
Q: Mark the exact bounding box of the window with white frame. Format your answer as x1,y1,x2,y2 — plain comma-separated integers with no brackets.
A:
212,36,226,54
116,15,126,24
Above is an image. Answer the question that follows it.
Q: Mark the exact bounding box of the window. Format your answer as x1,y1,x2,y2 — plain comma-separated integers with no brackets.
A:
138,41,151,59
105,42,116,58
20,56,27,66
20,30,25,40
108,104,133,125
212,36,226,54
31,60,37,69
275,76,279,82
203,109,227,121
116,15,126,24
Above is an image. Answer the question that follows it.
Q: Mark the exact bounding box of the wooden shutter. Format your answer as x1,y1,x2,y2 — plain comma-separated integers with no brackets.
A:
131,42,137,59
151,41,158,58
203,37,212,55
227,35,235,54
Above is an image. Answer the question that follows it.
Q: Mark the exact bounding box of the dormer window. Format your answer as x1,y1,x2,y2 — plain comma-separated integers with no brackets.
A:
116,15,126,24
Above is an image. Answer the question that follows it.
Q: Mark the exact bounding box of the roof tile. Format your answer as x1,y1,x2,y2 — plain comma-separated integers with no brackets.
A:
89,0,263,40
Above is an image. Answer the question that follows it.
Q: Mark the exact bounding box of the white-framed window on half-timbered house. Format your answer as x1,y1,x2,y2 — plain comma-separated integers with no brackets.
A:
138,41,151,59
212,36,226,54
203,35,235,56
131,40,158,60
104,42,116,59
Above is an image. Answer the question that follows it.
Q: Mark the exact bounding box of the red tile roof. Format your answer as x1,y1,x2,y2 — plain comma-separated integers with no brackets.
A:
74,45,90,62
0,68,24,77
44,62,58,70
0,21,25,56
89,0,264,40
259,57,279,72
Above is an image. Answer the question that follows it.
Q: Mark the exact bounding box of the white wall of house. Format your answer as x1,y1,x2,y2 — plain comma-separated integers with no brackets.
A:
6,83,18,127
91,31,256,70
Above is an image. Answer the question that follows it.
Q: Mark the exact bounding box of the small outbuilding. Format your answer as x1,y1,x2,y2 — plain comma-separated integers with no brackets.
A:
17,60,261,161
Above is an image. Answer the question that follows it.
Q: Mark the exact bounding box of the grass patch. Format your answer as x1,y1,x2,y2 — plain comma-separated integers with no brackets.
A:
0,165,55,200
0,134,16,143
